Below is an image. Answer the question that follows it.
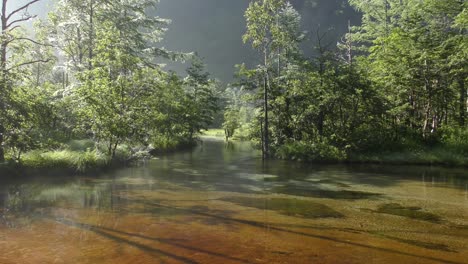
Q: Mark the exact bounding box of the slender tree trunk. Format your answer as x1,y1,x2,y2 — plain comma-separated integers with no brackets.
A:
263,74,270,159
460,78,466,127
88,0,94,71
0,124,4,162
384,0,389,37
0,0,8,162
263,47,270,159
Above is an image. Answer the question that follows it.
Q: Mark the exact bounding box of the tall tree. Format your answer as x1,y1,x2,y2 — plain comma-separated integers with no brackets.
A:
0,0,49,162
183,56,217,140
243,0,303,158
74,0,187,158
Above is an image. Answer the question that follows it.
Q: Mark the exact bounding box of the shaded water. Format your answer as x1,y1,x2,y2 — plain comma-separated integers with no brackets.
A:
0,139,467,264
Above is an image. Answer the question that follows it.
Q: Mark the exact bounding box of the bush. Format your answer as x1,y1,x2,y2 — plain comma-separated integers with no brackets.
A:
150,135,196,154
275,139,347,162
66,140,96,152
440,127,468,155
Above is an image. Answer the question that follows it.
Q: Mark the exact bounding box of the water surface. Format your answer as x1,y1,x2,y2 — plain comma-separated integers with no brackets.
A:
0,139,467,264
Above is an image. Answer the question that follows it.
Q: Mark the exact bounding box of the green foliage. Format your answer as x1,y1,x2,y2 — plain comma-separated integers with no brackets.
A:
222,108,240,140
150,135,195,153
233,0,467,164
0,0,466,169
275,139,347,162
183,56,219,139
0,0,221,171
440,127,468,155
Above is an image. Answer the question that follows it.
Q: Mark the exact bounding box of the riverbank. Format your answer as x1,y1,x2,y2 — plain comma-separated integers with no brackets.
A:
276,142,468,167
202,129,468,167
0,138,198,176
348,149,468,167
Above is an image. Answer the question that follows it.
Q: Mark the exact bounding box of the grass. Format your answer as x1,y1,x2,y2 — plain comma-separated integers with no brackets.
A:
273,137,468,167
350,148,468,167
20,149,110,173
0,136,200,175
1,140,127,174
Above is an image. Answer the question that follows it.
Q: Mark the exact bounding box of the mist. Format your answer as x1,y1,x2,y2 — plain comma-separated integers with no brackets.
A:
11,0,358,82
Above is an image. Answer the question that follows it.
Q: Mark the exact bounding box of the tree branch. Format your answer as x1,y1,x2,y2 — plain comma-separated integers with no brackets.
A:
7,37,54,47
6,0,41,21
6,15,37,28
6,25,21,32
6,58,50,72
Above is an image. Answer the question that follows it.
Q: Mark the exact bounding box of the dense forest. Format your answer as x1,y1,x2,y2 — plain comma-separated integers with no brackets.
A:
0,0,467,170
226,0,468,164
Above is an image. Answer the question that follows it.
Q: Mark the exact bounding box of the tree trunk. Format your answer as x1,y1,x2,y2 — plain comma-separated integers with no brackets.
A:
263,47,270,159
460,78,466,127
0,0,7,162
0,124,4,162
88,0,94,71
263,74,269,159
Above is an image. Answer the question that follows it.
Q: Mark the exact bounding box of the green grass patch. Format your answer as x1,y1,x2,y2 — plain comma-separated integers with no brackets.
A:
351,148,468,167
20,149,109,172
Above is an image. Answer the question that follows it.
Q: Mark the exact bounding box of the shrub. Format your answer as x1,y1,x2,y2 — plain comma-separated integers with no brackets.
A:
275,139,347,162
440,127,468,155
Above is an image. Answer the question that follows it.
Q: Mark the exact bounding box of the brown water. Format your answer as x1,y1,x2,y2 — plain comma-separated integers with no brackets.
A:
0,139,467,264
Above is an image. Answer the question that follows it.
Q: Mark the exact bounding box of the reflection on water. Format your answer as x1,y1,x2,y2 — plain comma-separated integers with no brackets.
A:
0,139,467,264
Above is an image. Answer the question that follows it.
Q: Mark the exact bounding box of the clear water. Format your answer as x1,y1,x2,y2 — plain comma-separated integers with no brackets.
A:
0,139,467,264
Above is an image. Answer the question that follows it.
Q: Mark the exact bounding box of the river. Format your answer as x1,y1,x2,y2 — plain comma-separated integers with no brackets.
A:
0,138,467,264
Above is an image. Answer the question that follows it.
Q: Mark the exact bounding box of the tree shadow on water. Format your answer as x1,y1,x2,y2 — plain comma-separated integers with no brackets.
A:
56,218,253,264
127,201,464,264
54,199,464,264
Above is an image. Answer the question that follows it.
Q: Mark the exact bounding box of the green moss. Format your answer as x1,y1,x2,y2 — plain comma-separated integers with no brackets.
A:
221,196,344,219
376,203,442,223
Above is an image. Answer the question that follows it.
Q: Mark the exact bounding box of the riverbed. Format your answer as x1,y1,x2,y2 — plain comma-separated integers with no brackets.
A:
0,139,467,263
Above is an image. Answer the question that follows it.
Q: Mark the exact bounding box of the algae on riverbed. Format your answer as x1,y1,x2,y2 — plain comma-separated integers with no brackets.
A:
221,196,344,219
375,203,442,223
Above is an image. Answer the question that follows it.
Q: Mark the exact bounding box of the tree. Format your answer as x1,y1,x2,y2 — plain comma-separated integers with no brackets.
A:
71,0,191,159
183,56,218,140
0,0,50,162
47,0,98,72
349,0,466,138
223,107,240,141
243,0,303,158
